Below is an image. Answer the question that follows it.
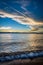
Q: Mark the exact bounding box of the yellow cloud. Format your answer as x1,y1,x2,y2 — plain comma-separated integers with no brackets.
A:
0,11,43,32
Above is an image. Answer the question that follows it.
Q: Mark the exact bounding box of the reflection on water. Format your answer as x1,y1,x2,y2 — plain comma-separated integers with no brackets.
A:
0,33,43,53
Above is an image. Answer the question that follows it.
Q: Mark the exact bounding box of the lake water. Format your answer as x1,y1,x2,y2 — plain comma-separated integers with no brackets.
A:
0,33,43,53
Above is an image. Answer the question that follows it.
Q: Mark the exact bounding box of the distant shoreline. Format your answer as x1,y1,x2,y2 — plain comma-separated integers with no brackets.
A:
0,32,43,34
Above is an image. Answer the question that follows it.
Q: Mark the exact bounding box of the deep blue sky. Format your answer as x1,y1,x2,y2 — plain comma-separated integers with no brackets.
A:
0,0,43,30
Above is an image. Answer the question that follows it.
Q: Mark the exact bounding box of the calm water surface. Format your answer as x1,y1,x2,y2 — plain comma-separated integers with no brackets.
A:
0,33,43,53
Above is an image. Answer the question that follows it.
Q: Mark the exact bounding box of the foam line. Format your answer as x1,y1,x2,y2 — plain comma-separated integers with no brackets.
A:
0,51,43,62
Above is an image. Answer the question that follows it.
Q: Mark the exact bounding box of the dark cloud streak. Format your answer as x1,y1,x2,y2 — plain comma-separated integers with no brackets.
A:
0,0,43,22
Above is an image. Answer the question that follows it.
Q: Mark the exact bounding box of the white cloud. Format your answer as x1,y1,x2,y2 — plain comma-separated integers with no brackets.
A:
16,0,29,7
0,27,12,29
0,11,43,31
21,6,28,11
21,6,35,18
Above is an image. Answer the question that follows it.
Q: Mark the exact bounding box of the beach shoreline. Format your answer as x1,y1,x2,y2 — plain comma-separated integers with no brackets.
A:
0,50,43,65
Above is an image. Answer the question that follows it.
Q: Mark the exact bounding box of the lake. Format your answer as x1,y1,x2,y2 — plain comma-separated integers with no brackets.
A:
0,33,43,53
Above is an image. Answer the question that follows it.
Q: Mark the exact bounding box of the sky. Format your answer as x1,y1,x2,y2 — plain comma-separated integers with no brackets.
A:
0,0,43,32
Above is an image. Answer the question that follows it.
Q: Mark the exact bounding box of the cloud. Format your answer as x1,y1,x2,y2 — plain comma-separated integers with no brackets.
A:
0,11,43,31
21,6,35,18
16,0,29,7
0,26,12,29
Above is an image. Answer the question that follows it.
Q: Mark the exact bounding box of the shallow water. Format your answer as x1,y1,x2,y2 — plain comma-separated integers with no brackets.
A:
0,33,43,53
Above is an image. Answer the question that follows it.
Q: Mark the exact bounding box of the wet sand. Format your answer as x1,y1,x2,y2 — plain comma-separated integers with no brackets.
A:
0,57,43,65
